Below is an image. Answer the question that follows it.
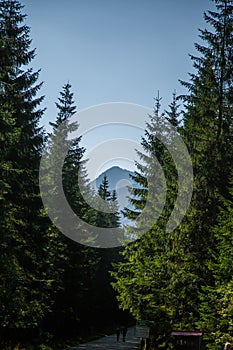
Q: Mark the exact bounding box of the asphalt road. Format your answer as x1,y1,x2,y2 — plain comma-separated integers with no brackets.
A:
66,326,140,350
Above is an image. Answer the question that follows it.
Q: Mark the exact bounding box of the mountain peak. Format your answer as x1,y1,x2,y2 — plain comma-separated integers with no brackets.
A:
93,166,134,190
91,166,137,226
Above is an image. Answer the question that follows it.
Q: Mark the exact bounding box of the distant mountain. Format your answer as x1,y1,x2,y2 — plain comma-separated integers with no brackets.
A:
93,166,134,191
91,166,136,226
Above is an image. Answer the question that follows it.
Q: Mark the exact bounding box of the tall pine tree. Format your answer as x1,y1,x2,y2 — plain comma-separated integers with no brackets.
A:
175,0,233,331
0,0,52,346
112,92,184,347
111,0,233,334
197,174,233,349
42,82,99,340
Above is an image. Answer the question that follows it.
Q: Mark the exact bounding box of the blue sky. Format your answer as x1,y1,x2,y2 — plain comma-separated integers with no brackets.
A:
21,0,215,177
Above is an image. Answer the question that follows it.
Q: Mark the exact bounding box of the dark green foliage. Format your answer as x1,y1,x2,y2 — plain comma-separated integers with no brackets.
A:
0,0,53,346
41,82,100,340
197,176,233,349
85,176,126,331
112,92,182,348
95,175,121,228
177,0,233,335
112,1,233,349
165,90,181,129
2,0,233,348
42,83,124,344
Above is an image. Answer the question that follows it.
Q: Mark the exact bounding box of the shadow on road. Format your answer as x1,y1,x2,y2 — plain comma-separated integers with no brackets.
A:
66,326,139,349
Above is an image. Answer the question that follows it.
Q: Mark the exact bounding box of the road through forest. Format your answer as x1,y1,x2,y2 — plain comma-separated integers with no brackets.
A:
66,326,140,350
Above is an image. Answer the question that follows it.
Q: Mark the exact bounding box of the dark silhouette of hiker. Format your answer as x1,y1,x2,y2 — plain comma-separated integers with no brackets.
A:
116,327,121,342
122,326,128,342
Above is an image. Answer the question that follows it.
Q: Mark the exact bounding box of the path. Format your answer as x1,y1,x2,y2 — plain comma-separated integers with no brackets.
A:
66,326,140,350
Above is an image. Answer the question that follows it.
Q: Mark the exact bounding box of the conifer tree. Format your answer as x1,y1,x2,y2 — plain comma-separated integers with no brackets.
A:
123,91,178,235
165,90,181,128
109,190,121,228
50,82,89,218
170,0,233,333
90,175,122,329
160,0,233,333
180,0,233,221
95,175,121,228
43,82,99,339
0,0,52,345
112,0,233,336
98,175,111,201
111,92,183,347
197,175,233,348
175,0,233,324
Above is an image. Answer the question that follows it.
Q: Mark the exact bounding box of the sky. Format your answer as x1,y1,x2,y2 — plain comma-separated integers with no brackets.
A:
21,0,216,179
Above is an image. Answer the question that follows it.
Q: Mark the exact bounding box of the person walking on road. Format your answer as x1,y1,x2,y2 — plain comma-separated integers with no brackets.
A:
122,326,128,342
116,326,121,342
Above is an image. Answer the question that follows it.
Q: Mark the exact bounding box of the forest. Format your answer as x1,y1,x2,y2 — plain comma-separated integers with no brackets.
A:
0,0,233,349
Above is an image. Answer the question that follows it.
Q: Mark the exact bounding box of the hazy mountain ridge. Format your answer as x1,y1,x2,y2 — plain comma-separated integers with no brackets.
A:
93,166,134,191
92,166,136,226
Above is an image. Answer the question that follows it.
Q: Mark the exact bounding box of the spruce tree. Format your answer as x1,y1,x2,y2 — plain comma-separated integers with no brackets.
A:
95,175,120,228
197,175,233,348
109,190,121,228
165,0,233,333
90,175,122,329
111,92,184,347
43,82,99,339
111,0,233,329
175,0,233,325
180,0,233,228
50,82,88,219
98,175,111,201
0,0,52,345
165,90,181,128
123,91,179,236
